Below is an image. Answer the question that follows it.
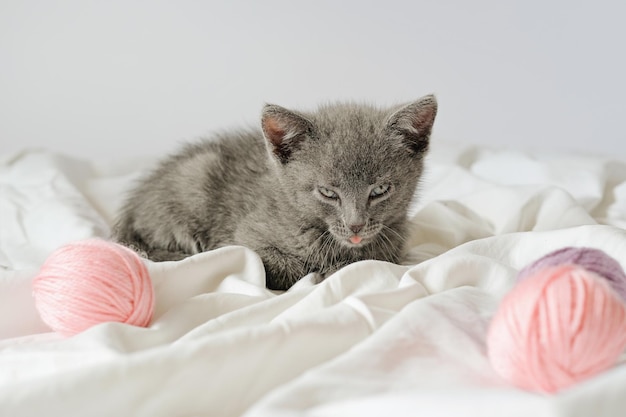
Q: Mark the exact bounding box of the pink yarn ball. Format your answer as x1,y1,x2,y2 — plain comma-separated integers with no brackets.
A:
487,264,626,393
32,239,155,336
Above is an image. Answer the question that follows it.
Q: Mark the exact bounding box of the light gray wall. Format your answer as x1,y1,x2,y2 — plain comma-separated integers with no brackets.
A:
1,0,624,159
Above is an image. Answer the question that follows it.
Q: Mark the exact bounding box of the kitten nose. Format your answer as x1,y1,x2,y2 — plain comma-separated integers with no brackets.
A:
349,223,365,234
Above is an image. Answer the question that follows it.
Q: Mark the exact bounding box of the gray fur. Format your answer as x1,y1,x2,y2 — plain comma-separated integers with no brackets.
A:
113,95,437,290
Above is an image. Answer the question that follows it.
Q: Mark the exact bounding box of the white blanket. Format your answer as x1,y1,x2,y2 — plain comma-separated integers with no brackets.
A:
2,143,626,416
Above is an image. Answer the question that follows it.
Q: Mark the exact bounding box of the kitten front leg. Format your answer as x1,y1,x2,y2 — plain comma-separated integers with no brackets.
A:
144,248,190,262
255,246,307,291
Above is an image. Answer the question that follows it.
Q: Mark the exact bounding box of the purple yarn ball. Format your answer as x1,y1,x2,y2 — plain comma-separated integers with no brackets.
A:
518,247,626,302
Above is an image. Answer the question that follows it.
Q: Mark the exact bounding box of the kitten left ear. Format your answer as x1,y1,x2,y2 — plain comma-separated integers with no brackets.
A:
262,104,315,164
386,94,438,155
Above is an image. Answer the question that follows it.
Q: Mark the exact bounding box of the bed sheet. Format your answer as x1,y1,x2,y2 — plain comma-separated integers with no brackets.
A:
1,142,626,416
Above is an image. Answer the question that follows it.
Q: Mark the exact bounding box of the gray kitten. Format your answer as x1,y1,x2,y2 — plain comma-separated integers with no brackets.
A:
113,95,437,290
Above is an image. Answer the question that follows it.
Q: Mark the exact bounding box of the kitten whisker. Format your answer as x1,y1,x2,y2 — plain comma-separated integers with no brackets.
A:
381,224,406,243
378,226,402,263
321,233,336,275
303,230,332,276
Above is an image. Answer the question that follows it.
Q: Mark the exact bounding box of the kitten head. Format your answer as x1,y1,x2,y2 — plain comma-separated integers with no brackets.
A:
261,95,437,250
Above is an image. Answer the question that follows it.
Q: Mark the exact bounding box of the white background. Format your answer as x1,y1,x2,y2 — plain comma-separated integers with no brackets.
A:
1,0,625,160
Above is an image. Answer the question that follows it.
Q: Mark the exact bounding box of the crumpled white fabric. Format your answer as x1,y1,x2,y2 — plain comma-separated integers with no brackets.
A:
1,143,626,417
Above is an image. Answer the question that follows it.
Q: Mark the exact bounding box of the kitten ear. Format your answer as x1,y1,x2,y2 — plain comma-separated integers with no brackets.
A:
386,94,438,155
262,104,314,164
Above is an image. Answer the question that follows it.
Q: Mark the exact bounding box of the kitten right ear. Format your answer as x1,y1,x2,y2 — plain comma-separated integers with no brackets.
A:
386,95,438,155
262,104,314,164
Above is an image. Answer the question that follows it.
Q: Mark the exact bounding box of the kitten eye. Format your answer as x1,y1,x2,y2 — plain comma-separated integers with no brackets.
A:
318,186,339,200
370,184,391,198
